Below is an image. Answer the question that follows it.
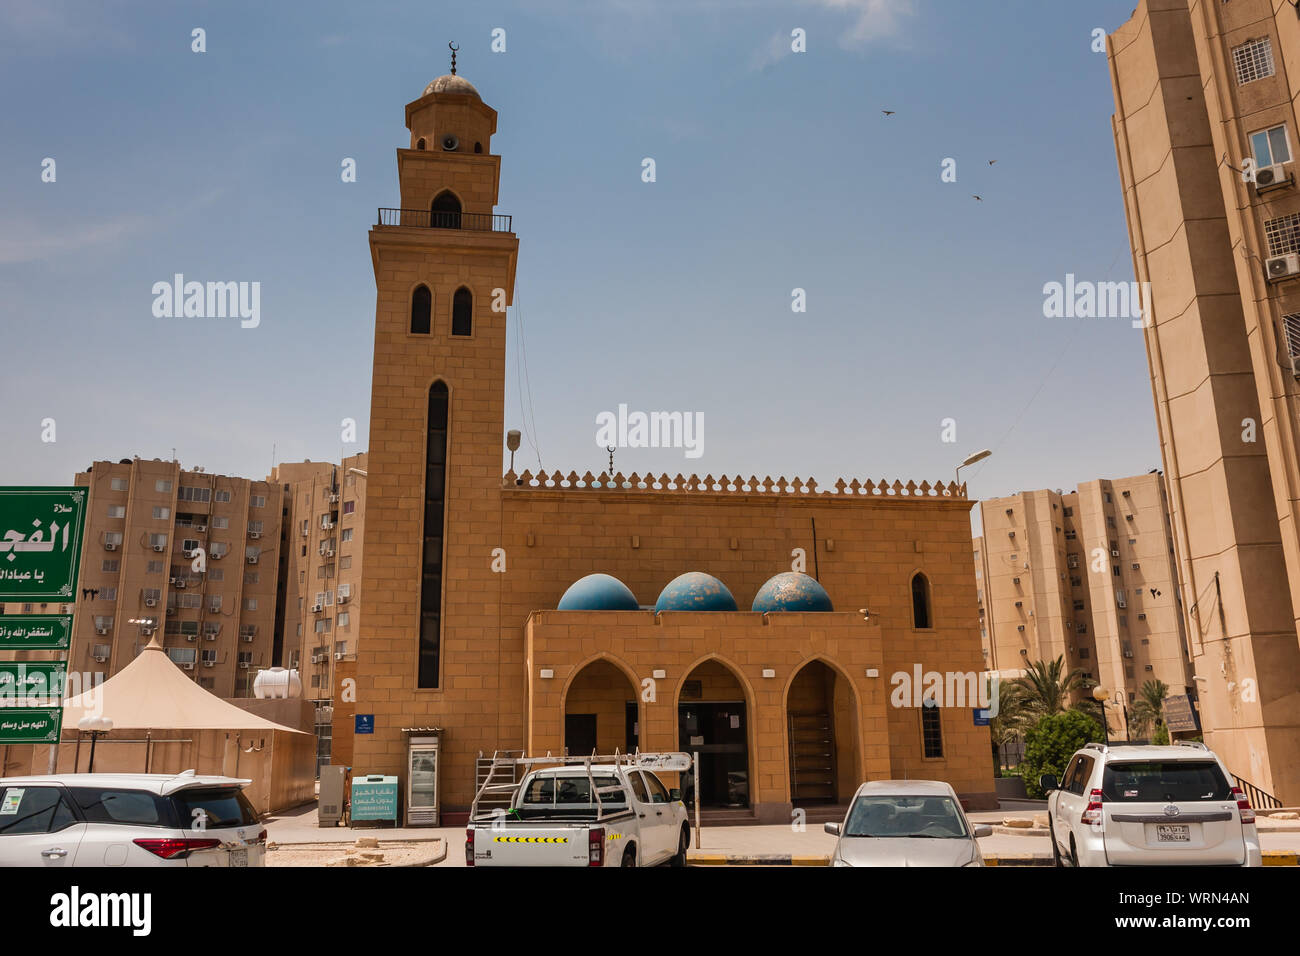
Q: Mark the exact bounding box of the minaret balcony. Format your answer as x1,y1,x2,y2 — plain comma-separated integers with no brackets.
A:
376,207,512,232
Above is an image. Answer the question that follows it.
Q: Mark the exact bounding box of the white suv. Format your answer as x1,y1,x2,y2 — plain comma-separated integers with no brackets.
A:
1042,742,1261,867
0,771,266,867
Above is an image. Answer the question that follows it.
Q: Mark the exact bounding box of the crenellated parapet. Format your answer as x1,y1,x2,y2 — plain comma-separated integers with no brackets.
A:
502,470,967,499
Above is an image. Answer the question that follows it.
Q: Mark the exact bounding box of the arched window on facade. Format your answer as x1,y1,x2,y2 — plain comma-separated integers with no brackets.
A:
430,190,461,229
416,137,426,150
452,286,472,336
410,284,431,334
911,572,932,629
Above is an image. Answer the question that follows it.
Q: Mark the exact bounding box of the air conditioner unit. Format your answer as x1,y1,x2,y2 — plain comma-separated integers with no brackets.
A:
1014,601,1022,607
326,549,335,557
1254,163,1291,190
168,577,177,584
95,626,110,635
1007,531,1015,538
205,634,216,641
241,634,254,643
182,662,195,671
338,594,349,604
249,531,261,539
183,549,195,558
1121,490,1131,497
301,527,308,536
141,625,156,635
197,525,207,532
94,655,107,663
310,654,322,664
329,493,340,503
175,580,186,589
144,598,157,607
1138,613,1147,620
1123,650,1134,658
335,652,344,660
1144,665,1154,671
185,634,196,642
1012,577,1021,585
312,603,323,612
247,556,258,565
1131,563,1140,570
1266,252,1300,281
153,544,166,552
204,661,214,668
211,551,223,560
1111,550,1120,557
1016,625,1025,632
104,542,117,551
240,662,249,669
1125,514,1134,521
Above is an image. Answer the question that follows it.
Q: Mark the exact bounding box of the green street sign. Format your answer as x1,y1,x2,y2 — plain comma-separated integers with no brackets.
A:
0,707,63,744
0,487,87,601
0,615,73,651
0,662,67,703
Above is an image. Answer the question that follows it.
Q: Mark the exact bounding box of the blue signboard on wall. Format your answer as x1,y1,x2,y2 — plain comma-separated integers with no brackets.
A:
973,708,992,726
355,714,374,734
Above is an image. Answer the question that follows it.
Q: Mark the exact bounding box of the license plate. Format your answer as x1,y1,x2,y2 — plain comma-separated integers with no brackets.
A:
1156,824,1190,843
230,848,248,867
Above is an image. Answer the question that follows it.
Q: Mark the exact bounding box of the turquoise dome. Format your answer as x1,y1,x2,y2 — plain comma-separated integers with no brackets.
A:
751,572,834,612
558,573,639,611
655,572,738,612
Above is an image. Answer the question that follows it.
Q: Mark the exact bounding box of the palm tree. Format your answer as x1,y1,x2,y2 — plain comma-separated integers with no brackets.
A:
1012,656,1094,720
1129,679,1169,739
988,677,1030,769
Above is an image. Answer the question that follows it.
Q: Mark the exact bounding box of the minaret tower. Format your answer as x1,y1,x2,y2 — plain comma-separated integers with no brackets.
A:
355,50,518,778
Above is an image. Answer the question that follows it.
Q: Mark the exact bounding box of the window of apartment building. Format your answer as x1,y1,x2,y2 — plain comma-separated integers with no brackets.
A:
1281,314,1300,370
1062,507,1073,517
245,546,260,563
100,587,117,601
93,616,112,631
311,674,321,689
1104,492,1112,504
212,516,229,529
245,571,259,585
1079,647,1090,660
146,561,163,574
1067,554,1080,569
101,559,120,573
248,520,264,534
1116,589,1127,608
107,505,126,519
250,495,266,508
201,649,217,664
182,539,198,553
322,563,336,577
178,486,210,503
920,705,943,759
215,489,231,503
1106,516,1116,529
1127,538,1136,545
238,652,252,666
1077,623,1087,634
1070,575,1082,587
1250,124,1292,168
341,528,353,543
203,621,220,636
244,598,258,611
343,500,356,515
103,532,123,548
91,643,110,660
110,477,128,492
338,583,351,600
209,595,222,612
1064,530,1076,540
148,533,167,550
338,612,350,629
179,593,200,609
1265,212,1300,257
315,619,332,634
340,556,352,570
1113,565,1121,577
301,546,307,557
167,648,196,665
209,569,223,582
1073,600,1085,611
1233,37,1276,85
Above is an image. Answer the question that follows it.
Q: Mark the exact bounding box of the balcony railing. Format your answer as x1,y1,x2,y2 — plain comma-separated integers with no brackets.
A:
377,208,512,232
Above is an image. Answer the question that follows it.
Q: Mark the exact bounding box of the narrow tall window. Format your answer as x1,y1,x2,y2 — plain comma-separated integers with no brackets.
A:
911,572,931,629
418,382,449,688
410,285,431,334
452,286,472,336
921,705,943,758
430,190,461,229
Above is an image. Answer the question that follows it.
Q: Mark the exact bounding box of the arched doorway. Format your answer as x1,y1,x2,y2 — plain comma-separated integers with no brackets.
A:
563,659,638,757
430,190,461,229
786,660,860,805
678,659,750,808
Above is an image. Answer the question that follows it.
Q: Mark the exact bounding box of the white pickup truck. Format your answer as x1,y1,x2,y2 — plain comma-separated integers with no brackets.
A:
466,754,693,867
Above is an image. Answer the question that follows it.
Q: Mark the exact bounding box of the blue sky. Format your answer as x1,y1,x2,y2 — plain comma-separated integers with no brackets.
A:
1,0,1154,514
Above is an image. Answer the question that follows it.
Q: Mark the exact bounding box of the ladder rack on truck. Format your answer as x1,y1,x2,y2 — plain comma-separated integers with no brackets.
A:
468,750,693,824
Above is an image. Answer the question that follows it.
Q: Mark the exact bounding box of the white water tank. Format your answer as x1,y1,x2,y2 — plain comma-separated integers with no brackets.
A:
253,667,302,699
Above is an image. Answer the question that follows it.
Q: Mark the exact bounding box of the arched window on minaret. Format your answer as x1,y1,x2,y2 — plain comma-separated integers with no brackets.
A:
430,190,461,229
410,284,432,334
416,137,426,150
911,572,932,629
418,380,449,688
452,286,472,336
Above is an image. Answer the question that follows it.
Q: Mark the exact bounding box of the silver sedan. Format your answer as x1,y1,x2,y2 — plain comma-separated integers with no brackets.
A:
824,780,991,867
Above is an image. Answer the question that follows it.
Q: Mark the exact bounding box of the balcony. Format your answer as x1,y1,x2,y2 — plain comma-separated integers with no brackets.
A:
377,208,512,232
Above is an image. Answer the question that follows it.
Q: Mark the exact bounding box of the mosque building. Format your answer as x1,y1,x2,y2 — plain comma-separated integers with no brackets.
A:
343,64,996,823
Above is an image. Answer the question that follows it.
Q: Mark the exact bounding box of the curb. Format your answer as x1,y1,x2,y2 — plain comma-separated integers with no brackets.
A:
688,853,829,866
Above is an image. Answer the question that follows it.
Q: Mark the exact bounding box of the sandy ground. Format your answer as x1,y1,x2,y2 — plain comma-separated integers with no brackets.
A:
266,839,444,867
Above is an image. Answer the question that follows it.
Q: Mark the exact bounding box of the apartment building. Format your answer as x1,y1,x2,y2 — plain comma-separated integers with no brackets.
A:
64,458,283,697
974,472,1193,733
270,453,367,707
1109,0,1300,802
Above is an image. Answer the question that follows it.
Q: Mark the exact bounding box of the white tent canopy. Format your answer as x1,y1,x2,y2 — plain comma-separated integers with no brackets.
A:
61,639,305,734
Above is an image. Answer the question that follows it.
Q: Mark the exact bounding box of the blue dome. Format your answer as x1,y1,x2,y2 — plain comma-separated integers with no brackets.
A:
655,572,738,612
558,573,640,611
751,572,834,613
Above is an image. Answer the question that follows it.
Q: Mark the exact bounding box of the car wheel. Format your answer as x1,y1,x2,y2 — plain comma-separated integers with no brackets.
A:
670,826,689,867
1049,815,1063,867
621,845,637,867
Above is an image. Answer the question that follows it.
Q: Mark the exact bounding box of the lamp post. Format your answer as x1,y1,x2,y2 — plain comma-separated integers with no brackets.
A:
955,449,992,489
78,716,113,773
1092,686,1111,746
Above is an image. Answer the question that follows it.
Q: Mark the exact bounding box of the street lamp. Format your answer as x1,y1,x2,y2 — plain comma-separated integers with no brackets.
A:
955,449,992,489
1092,686,1111,746
78,716,113,773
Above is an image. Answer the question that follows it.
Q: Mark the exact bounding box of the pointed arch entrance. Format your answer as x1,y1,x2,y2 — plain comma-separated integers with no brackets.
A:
563,658,639,757
677,658,751,809
786,659,860,805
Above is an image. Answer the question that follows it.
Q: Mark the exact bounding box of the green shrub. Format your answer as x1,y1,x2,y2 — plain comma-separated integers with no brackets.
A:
1151,724,1170,746
1021,710,1104,799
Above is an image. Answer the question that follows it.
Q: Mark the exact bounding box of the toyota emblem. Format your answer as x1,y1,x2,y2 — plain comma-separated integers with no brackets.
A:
1163,804,1180,817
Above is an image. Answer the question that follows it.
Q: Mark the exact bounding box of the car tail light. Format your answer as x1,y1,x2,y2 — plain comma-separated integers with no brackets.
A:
588,828,604,867
133,838,221,860
1230,787,1256,825
1081,789,1104,826
465,828,475,867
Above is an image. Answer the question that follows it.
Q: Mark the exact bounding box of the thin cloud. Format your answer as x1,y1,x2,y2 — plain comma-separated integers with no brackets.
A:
810,0,917,47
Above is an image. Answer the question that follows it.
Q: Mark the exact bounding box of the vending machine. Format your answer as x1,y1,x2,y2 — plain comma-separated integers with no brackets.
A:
404,731,441,826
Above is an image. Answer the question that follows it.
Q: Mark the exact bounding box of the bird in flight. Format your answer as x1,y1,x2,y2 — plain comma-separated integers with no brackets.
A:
988,160,997,165
972,195,983,201
881,110,895,116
